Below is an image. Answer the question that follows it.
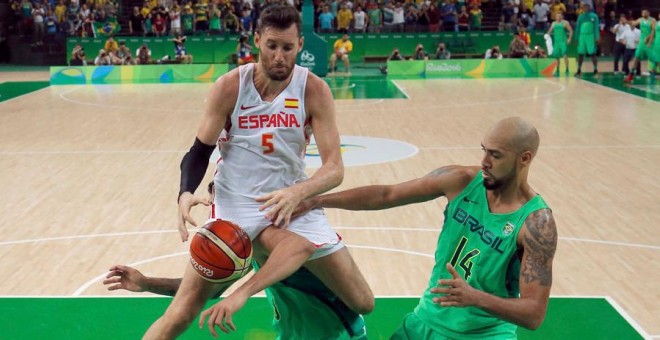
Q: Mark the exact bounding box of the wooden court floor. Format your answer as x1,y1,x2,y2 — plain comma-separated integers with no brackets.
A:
0,76,658,337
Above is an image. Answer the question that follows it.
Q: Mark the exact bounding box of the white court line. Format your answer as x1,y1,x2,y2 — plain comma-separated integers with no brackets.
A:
72,244,433,296
58,85,202,113
2,143,658,156
2,226,659,250
605,296,652,340
72,251,187,296
0,85,50,105
328,83,356,90
420,144,660,150
390,80,410,99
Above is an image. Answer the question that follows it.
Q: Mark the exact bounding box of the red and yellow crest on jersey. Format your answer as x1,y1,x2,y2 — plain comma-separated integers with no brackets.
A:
284,98,299,109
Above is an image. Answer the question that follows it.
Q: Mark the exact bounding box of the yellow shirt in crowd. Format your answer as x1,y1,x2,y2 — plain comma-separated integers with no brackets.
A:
337,9,353,29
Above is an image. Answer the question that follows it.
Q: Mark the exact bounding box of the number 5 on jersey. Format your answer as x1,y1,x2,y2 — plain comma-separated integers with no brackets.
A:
450,237,480,281
262,133,274,154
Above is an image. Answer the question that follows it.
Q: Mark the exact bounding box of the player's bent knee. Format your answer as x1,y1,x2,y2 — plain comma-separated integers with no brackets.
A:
164,306,197,329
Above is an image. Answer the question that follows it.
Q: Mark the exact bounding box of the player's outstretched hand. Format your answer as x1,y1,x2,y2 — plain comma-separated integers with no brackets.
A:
198,292,248,337
291,196,316,219
256,186,305,228
103,265,147,292
177,192,210,242
430,263,480,307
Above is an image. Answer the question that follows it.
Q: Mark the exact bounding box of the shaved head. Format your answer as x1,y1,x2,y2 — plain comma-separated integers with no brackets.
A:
486,117,540,157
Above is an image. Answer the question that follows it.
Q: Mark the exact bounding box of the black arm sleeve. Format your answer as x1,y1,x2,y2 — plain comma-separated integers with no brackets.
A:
178,137,216,202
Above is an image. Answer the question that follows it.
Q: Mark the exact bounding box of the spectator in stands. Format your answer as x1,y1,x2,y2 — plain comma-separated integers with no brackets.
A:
209,4,222,35
224,8,240,34
417,4,430,33
170,4,182,36
116,41,136,65
367,3,382,33
382,3,394,32
469,3,482,31
194,0,209,35
55,0,67,31
428,2,441,32
440,0,456,32
70,44,86,65
519,4,535,32
392,2,405,33
330,33,352,74
337,3,352,34
501,0,515,31
457,5,469,31
236,35,255,65
19,0,32,38
240,8,253,34
550,0,566,21
353,5,367,33
129,6,144,36
153,12,167,36
485,45,504,59
435,42,451,59
413,43,429,60
94,49,112,65
173,33,193,63
32,3,45,46
318,6,334,33
144,13,153,36
532,0,550,31
565,0,577,24
46,9,57,36
182,3,194,34
404,5,418,32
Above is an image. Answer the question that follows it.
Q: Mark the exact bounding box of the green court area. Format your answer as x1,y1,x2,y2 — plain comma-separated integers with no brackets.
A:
325,76,407,100
0,297,644,339
0,81,50,103
581,73,660,102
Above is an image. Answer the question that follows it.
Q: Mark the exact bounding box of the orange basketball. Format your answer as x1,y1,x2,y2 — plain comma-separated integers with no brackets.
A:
189,219,253,283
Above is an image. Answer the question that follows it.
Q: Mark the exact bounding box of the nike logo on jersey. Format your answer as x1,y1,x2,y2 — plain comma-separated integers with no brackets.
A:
462,197,479,204
240,104,257,110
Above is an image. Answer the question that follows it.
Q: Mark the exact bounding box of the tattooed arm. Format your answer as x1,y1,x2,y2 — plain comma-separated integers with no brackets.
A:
302,165,479,211
453,209,557,330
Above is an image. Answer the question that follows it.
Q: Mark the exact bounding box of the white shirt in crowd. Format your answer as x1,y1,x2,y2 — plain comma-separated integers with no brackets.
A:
170,9,181,30
32,8,45,23
612,23,630,43
354,10,366,30
533,3,549,23
623,28,640,50
392,6,405,24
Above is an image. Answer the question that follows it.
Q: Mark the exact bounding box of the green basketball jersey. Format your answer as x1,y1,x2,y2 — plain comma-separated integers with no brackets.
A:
552,21,567,43
577,12,598,36
415,171,550,338
640,18,652,39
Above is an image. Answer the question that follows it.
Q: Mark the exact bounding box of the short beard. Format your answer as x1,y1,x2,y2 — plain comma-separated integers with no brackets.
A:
483,167,517,191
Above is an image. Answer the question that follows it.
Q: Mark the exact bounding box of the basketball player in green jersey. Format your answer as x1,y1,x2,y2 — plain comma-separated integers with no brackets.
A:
547,13,573,76
625,9,656,83
298,117,557,339
575,2,600,77
103,182,366,340
652,13,660,79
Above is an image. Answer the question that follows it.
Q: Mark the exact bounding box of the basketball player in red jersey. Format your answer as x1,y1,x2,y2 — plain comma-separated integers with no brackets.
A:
144,5,373,339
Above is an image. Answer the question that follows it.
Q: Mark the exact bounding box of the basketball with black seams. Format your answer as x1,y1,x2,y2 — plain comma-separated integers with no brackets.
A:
189,219,253,283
